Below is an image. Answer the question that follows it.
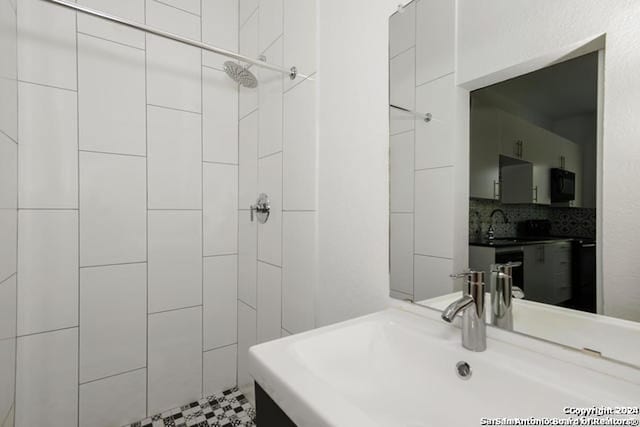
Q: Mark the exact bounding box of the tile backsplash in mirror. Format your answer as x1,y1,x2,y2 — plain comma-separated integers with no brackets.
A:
469,198,596,240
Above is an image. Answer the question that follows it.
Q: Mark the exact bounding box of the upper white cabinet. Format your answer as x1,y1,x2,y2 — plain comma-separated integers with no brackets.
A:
471,107,583,207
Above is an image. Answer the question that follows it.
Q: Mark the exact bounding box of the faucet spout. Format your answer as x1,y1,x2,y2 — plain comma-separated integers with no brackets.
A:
441,295,474,323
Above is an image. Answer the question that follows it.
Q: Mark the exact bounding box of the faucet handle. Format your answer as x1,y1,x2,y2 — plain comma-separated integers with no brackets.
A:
512,286,525,299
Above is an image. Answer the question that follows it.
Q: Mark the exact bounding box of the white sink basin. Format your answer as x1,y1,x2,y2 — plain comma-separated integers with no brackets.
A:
249,305,640,427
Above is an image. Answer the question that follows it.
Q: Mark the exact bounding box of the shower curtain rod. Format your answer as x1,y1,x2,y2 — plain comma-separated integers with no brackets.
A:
41,0,310,81
390,104,432,122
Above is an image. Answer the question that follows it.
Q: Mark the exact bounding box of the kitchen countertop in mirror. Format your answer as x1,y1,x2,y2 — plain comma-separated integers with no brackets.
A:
469,236,579,247
420,293,640,367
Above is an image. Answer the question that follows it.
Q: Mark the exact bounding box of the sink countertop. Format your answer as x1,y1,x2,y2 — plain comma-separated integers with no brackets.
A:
469,236,577,247
248,303,640,427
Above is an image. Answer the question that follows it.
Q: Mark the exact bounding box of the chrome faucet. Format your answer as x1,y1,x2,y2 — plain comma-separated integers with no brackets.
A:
490,262,524,331
486,209,509,241
442,271,486,352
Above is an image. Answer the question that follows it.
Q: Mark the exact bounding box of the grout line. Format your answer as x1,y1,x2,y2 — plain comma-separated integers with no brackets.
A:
148,208,202,211
237,298,256,312
204,253,237,258
411,4,417,301
200,0,204,399
17,79,77,93
151,0,201,18
257,259,281,269
280,0,285,336
0,129,17,144
147,103,202,116
148,304,203,316
17,207,78,211
77,31,145,52
143,0,150,413
238,6,258,31
79,149,146,158
258,150,282,160
17,325,78,339
13,0,19,420
389,128,415,138
415,71,455,88
235,0,240,390
203,342,237,354
414,253,454,261
203,160,238,166
0,272,16,286
75,8,81,423
389,44,416,61
259,33,283,58
79,366,146,386
239,107,258,122
80,260,147,269
201,64,224,73
282,209,316,213
415,164,454,172
390,211,414,215
283,72,316,95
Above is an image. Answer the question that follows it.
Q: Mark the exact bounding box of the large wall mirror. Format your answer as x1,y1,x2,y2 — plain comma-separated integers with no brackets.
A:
388,0,639,367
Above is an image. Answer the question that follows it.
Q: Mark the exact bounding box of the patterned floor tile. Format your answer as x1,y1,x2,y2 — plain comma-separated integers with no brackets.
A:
125,387,255,427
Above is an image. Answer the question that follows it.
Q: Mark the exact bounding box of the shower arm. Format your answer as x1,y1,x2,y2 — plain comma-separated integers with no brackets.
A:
40,0,310,81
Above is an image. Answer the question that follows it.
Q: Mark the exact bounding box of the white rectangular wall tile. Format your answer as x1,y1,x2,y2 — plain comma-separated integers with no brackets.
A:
238,211,257,308
204,255,237,351
239,12,258,118
77,0,145,49
79,369,146,427
0,0,16,80
390,131,414,213
237,301,256,388
202,0,238,70
239,111,258,209
282,212,316,334
79,263,146,383
390,213,413,296
239,0,258,27
258,37,283,158
203,345,237,395
0,135,16,209
79,152,146,266
283,79,316,210
0,78,17,141
146,0,201,39
203,163,238,255
78,34,146,156
0,210,16,284
257,153,282,266
257,262,281,344
389,0,415,58
148,211,202,313
203,67,238,164
18,83,78,209
389,48,415,110
414,167,454,258
259,0,283,53
15,328,78,427
0,337,16,425
415,0,455,86
0,275,16,340
156,0,201,16
148,306,203,415
415,75,455,170
17,0,77,90
148,106,202,209
414,255,453,301
283,0,316,91
17,210,78,336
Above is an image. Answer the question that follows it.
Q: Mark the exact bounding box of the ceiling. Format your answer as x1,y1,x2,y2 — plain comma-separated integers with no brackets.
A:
478,52,599,121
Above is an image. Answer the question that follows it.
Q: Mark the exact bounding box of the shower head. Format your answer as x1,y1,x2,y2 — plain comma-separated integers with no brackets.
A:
223,61,258,88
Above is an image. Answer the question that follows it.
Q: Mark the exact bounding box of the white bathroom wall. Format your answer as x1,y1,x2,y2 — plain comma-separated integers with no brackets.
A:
236,0,318,389
0,0,17,425
13,1,240,426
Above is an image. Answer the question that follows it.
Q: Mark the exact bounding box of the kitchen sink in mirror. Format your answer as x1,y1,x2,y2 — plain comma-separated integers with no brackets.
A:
388,1,640,367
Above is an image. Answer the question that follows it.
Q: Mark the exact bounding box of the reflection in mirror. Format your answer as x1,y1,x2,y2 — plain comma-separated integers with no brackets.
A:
388,2,640,367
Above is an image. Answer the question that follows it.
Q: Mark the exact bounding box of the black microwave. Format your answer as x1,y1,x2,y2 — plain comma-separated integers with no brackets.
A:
550,168,575,202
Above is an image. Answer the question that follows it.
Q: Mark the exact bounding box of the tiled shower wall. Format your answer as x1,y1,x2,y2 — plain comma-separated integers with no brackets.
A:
235,0,318,390
9,0,266,426
0,0,18,425
388,0,456,302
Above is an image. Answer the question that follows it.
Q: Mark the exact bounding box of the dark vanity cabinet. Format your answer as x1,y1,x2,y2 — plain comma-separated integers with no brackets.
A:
255,383,297,427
